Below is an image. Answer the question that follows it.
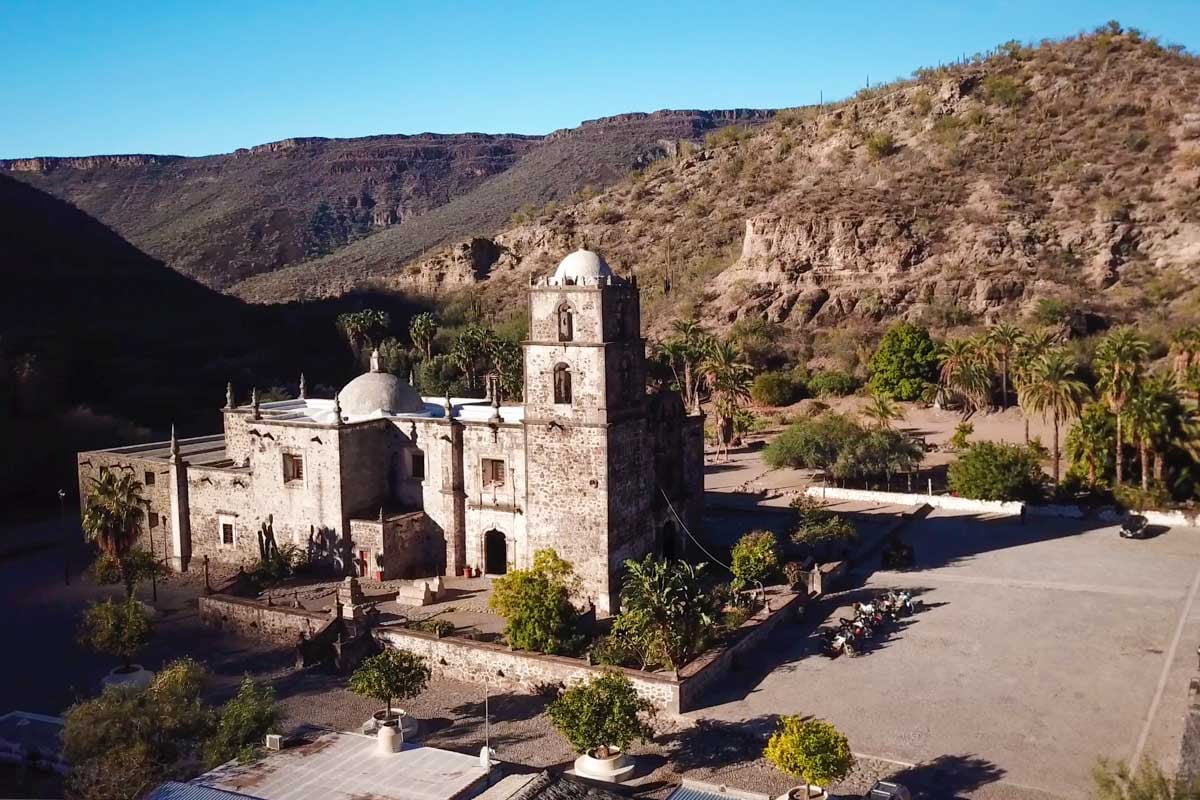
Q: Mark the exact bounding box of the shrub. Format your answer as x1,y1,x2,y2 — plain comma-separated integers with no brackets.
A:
1113,484,1170,512
489,548,582,655
868,322,940,401
982,74,1031,107
548,671,654,756
948,422,974,451
751,371,800,407
79,598,151,670
764,413,864,471
865,131,897,159
790,496,858,557
89,549,166,599
783,560,807,588
806,370,860,397
203,677,278,767
348,649,431,717
616,556,720,670
764,716,854,790
912,89,933,115
948,441,1045,501
830,429,922,486
730,531,781,588
409,618,456,637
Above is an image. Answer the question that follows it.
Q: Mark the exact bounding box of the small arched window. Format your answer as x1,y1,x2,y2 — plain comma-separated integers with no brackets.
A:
553,363,572,405
557,303,574,342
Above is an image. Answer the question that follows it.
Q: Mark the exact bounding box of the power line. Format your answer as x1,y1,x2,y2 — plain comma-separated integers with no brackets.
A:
659,487,734,574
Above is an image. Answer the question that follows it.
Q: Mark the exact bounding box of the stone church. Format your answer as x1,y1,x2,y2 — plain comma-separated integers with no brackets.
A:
77,250,705,614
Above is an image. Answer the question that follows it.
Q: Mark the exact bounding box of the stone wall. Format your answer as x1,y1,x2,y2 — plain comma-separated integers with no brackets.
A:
77,449,176,562
805,485,1023,515
199,594,332,644
461,422,528,573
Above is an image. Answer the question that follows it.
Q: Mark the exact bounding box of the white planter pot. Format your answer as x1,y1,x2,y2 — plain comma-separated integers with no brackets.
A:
363,709,418,740
573,748,635,783
101,664,154,691
780,786,826,800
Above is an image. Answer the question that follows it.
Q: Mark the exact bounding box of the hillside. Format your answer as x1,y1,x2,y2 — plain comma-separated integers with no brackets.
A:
1,133,541,289
345,28,1200,347
226,109,774,302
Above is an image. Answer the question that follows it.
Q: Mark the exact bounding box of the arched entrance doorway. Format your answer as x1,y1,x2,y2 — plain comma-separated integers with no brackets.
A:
659,521,677,560
484,530,507,575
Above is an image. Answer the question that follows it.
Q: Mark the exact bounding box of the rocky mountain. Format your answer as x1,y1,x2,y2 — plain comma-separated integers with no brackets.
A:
2,110,771,295
349,28,1200,345
1,133,542,289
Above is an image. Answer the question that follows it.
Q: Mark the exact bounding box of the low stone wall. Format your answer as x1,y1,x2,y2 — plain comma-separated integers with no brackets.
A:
805,486,1022,515
375,586,805,715
199,594,332,644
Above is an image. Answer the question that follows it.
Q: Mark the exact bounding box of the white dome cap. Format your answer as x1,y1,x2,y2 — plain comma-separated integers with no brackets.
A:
338,349,425,417
553,249,614,283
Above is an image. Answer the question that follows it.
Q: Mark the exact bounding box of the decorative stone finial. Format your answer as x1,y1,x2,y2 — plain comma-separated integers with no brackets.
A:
378,505,385,523
370,348,382,373
299,373,307,400
333,392,343,426
170,424,180,458
408,369,416,387
225,382,234,410
251,387,261,419
444,388,453,418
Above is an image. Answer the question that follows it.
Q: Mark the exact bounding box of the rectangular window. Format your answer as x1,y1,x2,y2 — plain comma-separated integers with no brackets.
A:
283,453,304,483
144,471,156,486
482,458,505,488
411,452,425,480
147,512,159,529
219,514,236,546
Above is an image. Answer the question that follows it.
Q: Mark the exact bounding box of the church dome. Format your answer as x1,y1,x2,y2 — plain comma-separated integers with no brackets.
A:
339,351,425,417
553,249,613,283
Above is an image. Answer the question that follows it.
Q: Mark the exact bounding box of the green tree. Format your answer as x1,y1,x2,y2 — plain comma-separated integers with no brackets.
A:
449,324,493,393
90,548,165,601
488,548,582,654
202,677,279,768
949,441,1044,501
861,392,903,429
617,556,720,670
79,598,151,671
764,413,865,473
336,309,391,356
82,467,147,598
806,370,859,397
764,716,854,793
1093,756,1200,800
1020,350,1088,483
348,649,431,720
939,338,992,416
547,671,654,756
1014,328,1057,443
831,429,922,489
665,319,712,410
730,531,780,589
789,496,858,559
409,312,438,361
1123,374,1176,491
62,658,213,800
751,371,800,407
868,322,940,401
986,323,1025,408
1067,403,1115,488
1095,327,1150,486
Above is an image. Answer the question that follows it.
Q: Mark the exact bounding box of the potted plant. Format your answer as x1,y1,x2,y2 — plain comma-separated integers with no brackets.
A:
79,598,154,690
764,716,854,799
349,649,431,740
548,671,654,783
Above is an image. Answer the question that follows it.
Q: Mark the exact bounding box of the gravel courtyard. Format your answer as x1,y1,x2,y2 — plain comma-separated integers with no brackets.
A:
696,509,1200,799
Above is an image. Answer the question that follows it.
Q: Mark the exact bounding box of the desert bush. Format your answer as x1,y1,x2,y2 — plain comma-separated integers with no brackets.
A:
789,496,859,557
865,131,897,159
203,677,279,767
79,597,151,670
948,441,1045,501
730,531,781,589
948,422,974,451
706,125,751,147
751,371,801,407
806,370,860,397
764,413,864,472
982,74,1031,107
912,89,933,115
408,618,456,637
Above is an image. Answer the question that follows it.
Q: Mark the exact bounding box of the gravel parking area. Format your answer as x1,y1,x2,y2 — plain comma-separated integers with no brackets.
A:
694,510,1200,799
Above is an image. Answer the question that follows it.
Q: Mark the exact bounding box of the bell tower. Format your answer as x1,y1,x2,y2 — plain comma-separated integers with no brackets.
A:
522,250,654,615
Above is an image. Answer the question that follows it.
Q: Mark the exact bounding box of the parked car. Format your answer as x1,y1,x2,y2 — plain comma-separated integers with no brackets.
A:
1120,515,1150,539
864,782,911,800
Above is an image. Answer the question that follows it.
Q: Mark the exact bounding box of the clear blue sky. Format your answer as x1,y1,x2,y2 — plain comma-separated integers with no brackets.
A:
3,0,1198,158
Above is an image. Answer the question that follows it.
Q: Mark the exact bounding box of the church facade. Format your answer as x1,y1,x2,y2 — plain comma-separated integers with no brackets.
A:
77,250,705,614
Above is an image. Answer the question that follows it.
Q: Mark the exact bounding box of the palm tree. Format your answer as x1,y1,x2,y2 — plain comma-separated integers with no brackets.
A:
409,312,437,361
700,339,752,461
1066,403,1115,488
81,467,146,597
1095,327,1150,486
1021,350,1088,483
670,319,711,410
939,339,991,418
862,393,902,429
1123,374,1175,492
1171,325,1200,406
986,323,1025,409
969,333,999,409
1013,328,1056,443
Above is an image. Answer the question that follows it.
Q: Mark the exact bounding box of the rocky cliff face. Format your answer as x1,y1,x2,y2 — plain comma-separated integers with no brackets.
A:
364,31,1200,340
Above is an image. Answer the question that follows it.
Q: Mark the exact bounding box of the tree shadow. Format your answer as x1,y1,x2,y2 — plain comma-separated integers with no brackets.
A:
661,714,787,771
887,754,1006,798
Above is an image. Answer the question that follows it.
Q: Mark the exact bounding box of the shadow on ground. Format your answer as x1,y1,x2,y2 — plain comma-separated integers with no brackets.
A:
889,754,1007,799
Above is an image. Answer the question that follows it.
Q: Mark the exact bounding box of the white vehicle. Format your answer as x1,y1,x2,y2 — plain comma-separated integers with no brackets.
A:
864,781,911,800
